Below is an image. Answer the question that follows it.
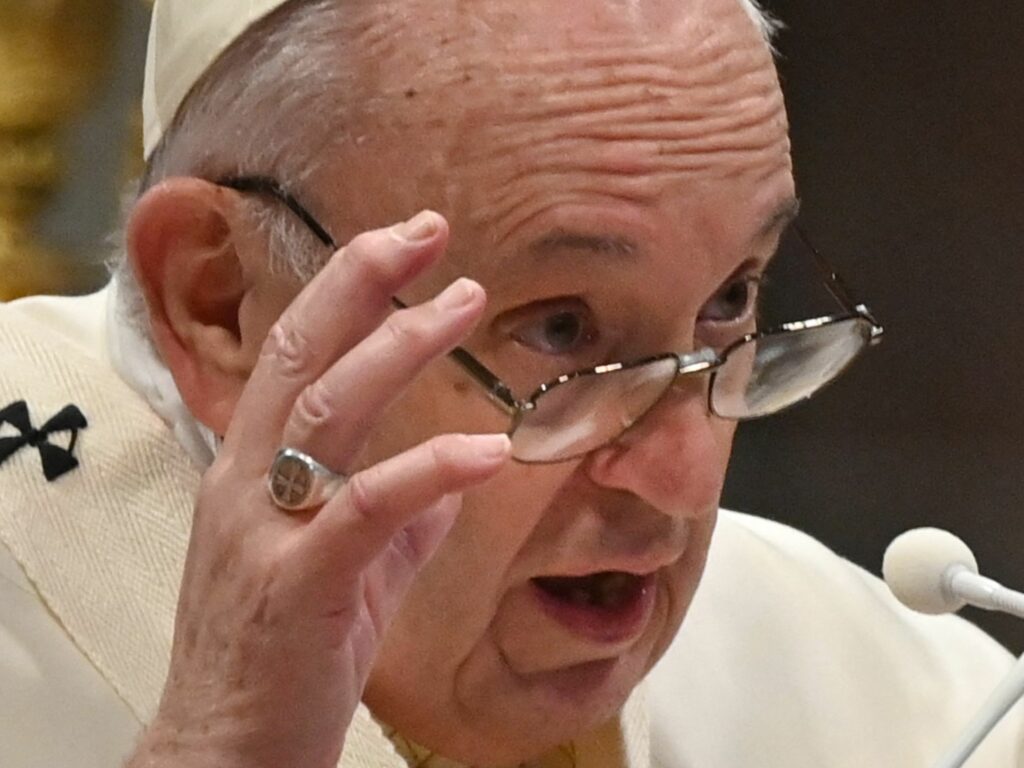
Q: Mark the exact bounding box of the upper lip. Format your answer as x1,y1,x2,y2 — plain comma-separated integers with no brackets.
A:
531,552,682,580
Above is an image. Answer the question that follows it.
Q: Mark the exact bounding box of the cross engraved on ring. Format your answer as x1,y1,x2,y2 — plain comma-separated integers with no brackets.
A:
271,454,312,507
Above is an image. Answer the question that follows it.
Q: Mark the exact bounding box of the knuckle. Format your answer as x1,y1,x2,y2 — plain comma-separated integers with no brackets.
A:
289,378,335,434
427,434,471,481
382,310,432,349
345,470,380,524
347,230,401,288
261,320,318,379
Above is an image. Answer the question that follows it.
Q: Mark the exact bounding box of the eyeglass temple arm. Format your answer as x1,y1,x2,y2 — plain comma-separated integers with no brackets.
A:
794,225,882,331
386,302,521,414
219,176,339,250
218,175,524,413
221,176,876,329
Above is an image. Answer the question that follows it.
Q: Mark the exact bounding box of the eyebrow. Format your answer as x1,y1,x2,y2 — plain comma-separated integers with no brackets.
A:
525,197,802,261
758,196,802,240
528,230,639,259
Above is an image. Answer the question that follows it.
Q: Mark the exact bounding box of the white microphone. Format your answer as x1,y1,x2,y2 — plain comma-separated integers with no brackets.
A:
883,527,1024,768
883,527,1024,618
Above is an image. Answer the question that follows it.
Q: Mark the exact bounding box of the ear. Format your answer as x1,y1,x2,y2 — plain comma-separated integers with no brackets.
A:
127,178,263,436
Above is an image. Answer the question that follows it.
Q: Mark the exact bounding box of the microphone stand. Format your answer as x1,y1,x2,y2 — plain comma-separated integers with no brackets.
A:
932,651,1024,768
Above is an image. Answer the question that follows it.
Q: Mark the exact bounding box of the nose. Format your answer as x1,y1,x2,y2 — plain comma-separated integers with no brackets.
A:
583,376,733,516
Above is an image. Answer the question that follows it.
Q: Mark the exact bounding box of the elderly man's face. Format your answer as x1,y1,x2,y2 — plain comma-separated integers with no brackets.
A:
240,0,791,762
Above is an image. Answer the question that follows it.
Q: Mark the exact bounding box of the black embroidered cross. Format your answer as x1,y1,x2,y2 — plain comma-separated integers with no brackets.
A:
0,401,88,482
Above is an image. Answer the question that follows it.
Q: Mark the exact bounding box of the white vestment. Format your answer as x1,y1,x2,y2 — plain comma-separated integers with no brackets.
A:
1,289,1022,767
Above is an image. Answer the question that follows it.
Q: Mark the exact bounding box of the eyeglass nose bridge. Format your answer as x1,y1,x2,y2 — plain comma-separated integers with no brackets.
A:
590,346,727,457
675,346,723,376
652,346,727,414
598,347,724,436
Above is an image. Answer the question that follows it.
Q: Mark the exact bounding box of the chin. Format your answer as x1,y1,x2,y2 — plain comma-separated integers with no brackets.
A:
381,588,678,767
394,656,653,768
364,524,712,766
365,625,661,767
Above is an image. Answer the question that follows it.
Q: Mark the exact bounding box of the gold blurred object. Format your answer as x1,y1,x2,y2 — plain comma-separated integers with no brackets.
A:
0,0,119,300
123,0,153,184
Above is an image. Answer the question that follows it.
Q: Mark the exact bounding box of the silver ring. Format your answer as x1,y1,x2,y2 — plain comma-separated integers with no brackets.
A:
267,448,347,512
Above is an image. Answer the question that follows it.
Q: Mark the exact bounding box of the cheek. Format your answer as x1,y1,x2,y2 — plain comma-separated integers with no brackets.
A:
352,362,512,471
357,365,574,648
366,458,573,696
381,459,575,635
705,418,738,491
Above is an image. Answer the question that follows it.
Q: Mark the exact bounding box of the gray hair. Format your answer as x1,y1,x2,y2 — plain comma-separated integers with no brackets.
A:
111,0,779,333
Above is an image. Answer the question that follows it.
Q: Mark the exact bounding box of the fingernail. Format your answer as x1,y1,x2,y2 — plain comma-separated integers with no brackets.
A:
392,210,441,243
473,433,512,462
436,278,480,311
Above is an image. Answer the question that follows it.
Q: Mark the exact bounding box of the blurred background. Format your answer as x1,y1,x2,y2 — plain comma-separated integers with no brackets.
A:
726,1,1024,651
2,2,1022,647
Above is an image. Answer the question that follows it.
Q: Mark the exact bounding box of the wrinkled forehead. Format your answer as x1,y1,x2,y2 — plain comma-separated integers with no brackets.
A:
376,0,769,66
317,0,789,257
350,0,778,121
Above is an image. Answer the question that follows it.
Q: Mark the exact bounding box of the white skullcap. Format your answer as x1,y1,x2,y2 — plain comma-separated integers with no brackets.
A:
143,0,295,160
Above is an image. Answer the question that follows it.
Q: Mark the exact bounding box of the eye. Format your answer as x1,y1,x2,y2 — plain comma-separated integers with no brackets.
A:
699,276,761,324
508,301,599,357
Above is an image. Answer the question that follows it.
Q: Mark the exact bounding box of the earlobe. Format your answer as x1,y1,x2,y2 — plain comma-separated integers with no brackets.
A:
126,178,254,435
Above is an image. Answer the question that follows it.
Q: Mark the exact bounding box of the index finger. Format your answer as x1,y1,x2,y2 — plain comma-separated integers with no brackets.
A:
224,210,449,470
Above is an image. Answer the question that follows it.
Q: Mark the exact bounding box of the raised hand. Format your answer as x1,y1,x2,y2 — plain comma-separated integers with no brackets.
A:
130,211,509,768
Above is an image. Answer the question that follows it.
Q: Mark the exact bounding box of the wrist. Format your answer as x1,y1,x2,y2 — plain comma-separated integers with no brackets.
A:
125,715,249,768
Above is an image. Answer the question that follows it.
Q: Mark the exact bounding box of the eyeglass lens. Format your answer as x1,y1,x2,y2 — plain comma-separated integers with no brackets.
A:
510,357,679,463
508,317,873,463
711,317,872,419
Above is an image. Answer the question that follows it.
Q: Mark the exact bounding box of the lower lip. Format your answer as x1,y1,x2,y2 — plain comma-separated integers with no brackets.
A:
531,574,657,645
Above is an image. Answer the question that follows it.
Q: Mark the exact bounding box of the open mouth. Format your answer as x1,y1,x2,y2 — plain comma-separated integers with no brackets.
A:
530,571,656,643
533,572,647,611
